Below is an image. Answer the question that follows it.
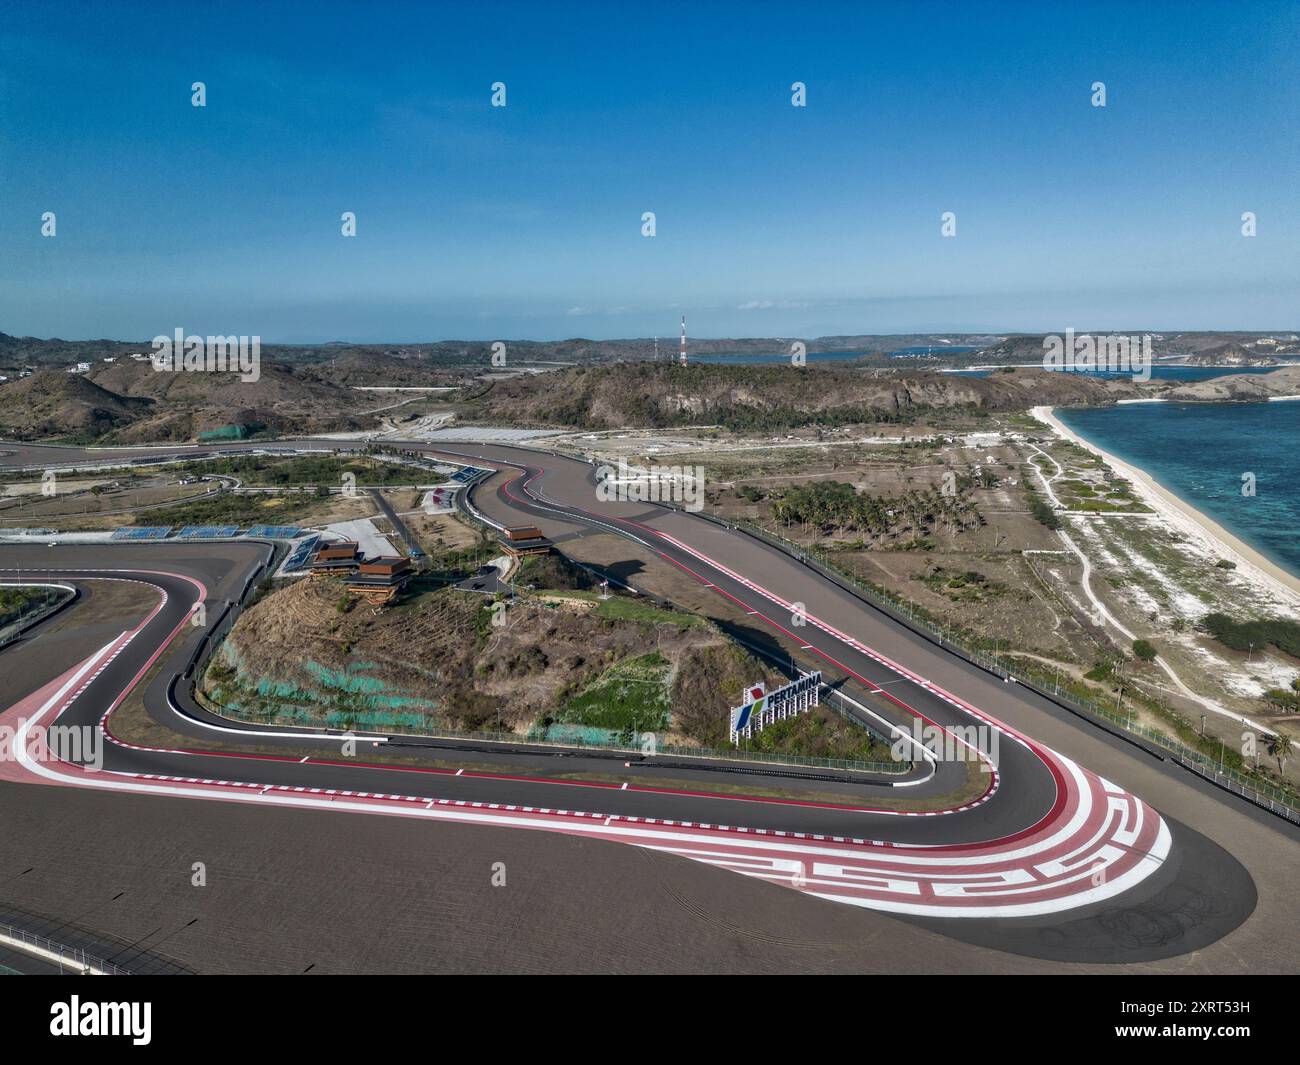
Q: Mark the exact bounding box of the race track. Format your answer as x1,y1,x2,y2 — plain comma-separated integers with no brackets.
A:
0,438,1268,960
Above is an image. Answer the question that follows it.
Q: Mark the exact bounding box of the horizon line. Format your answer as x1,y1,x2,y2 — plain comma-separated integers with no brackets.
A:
5,327,1300,348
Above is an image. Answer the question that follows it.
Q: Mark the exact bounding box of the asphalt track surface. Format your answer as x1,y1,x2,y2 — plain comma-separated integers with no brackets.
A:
0,438,1277,962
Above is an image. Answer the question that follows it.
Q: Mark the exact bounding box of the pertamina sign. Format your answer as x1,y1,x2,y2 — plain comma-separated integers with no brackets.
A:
729,672,821,744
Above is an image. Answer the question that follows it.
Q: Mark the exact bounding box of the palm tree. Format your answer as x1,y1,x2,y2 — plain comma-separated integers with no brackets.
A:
1267,732,1293,775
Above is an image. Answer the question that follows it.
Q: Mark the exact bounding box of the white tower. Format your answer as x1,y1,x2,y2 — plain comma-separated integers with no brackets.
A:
679,316,687,366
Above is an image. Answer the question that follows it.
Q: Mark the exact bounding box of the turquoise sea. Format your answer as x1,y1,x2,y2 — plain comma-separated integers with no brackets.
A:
691,346,978,365
954,365,1293,382
1055,400,1300,580
699,357,1291,381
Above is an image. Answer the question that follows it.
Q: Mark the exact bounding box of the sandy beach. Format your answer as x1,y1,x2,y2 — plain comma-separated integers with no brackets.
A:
1031,405,1300,607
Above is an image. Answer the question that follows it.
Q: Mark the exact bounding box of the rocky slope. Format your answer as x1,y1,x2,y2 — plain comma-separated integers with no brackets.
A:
1164,365,1300,402
0,360,383,442
1180,343,1280,366
205,576,777,739
465,363,1134,429
89,360,381,442
0,371,153,441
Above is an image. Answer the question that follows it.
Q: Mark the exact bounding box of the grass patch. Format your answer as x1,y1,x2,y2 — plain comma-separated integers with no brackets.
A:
921,566,1008,603
141,492,308,528
591,594,701,630
173,453,419,487
735,706,894,763
554,651,671,732
1202,613,1300,658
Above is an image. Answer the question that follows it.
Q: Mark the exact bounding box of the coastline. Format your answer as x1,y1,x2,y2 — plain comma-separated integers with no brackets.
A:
1030,405,1300,606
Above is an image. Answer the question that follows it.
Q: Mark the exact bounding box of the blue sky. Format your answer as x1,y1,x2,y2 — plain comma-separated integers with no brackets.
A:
1,0,1297,342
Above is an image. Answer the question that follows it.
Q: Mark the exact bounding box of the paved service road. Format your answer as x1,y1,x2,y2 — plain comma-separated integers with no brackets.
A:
0,438,1274,961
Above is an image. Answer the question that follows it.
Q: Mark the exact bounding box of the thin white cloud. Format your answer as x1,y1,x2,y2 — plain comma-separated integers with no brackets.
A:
737,299,810,311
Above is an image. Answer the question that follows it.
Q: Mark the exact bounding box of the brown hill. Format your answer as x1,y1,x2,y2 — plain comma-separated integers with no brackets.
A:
0,371,153,441
293,350,467,388
464,363,1135,430
87,360,381,442
1164,365,1300,402
1180,343,1279,367
0,358,385,443
206,577,777,738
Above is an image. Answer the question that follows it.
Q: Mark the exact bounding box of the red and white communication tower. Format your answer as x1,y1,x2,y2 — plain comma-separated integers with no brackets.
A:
679,316,688,366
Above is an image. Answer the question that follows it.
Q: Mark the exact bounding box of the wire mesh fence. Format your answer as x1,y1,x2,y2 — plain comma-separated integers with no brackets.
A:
682,507,1300,824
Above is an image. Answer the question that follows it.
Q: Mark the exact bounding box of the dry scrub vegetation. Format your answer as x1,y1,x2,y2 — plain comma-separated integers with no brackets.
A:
206,572,783,744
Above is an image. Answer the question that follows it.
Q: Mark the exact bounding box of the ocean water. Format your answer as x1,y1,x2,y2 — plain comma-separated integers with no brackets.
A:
689,355,1279,377
955,365,1292,382
887,346,979,357
691,346,976,365
1056,401,1300,580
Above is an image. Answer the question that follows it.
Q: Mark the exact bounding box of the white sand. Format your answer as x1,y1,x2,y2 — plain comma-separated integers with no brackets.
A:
1031,406,1300,609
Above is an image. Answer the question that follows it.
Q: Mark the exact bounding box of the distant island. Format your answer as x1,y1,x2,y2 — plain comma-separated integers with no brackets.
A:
1,328,1298,444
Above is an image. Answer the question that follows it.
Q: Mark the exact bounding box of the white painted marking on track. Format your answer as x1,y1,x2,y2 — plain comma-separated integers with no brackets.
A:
0,481,1173,920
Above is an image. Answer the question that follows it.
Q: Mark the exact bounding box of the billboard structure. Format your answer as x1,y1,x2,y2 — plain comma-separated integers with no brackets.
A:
729,671,822,745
